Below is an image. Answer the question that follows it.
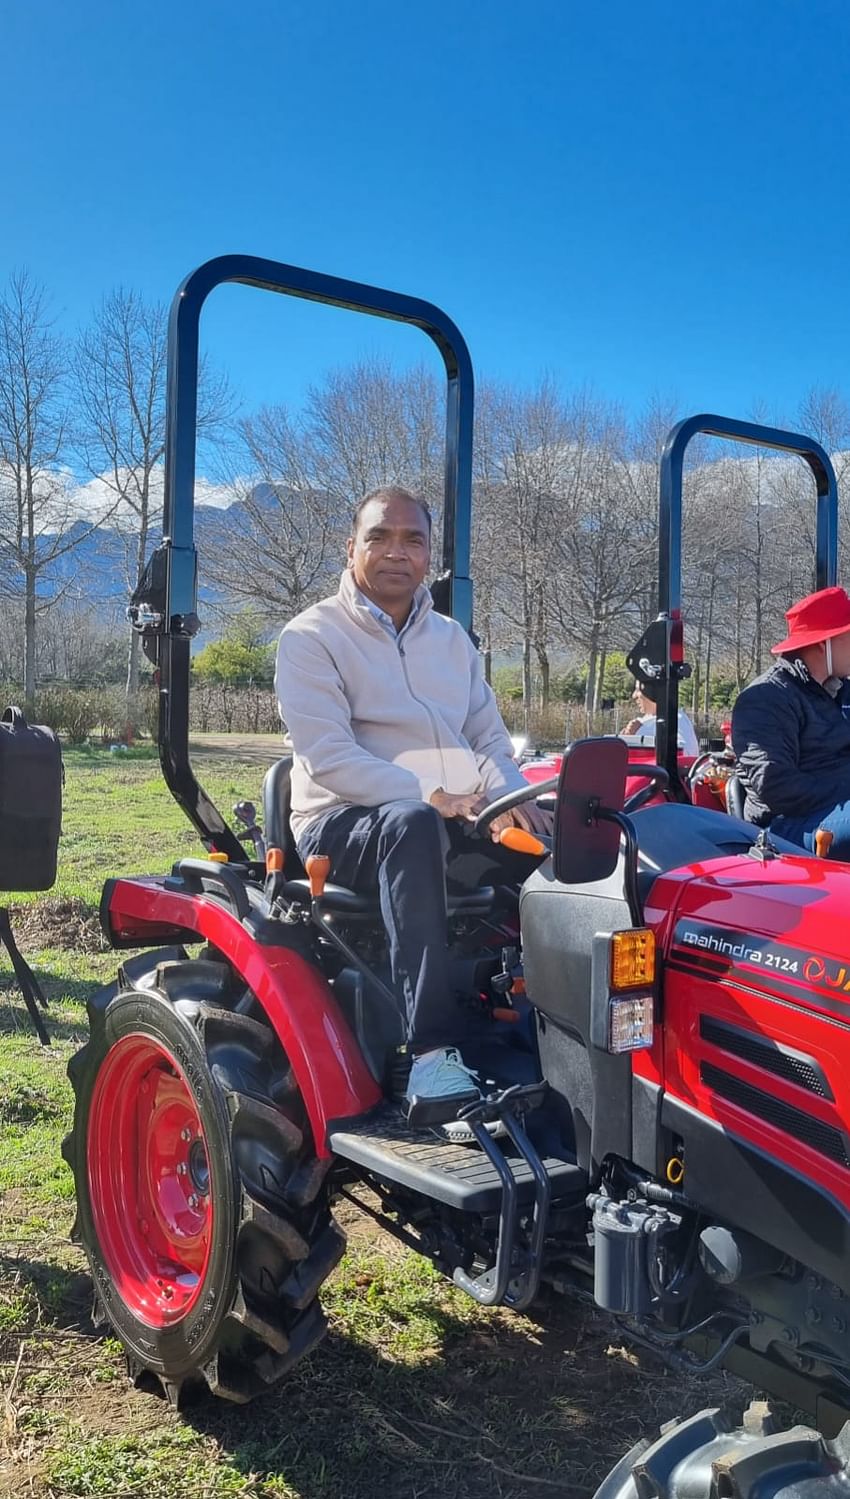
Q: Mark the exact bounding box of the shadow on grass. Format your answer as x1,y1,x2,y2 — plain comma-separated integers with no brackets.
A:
0,1250,94,1334
181,1293,735,1499
0,992,93,1043
1,1248,741,1499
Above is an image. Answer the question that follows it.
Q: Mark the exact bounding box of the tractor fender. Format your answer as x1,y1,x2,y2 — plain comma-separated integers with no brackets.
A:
101,875,382,1154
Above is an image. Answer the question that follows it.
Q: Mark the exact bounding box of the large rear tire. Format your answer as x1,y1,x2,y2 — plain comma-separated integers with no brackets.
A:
62,955,345,1405
594,1402,850,1499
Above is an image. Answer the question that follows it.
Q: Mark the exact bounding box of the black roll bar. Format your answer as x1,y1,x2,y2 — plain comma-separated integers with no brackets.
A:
652,414,839,794
156,255,476,855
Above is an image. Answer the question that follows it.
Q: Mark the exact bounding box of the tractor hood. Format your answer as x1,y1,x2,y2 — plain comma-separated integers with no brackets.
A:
648,846,850,1017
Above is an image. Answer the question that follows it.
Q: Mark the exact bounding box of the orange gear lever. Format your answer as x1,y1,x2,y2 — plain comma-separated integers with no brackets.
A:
815,828,834,859
498,826,547,857
306,854,331,897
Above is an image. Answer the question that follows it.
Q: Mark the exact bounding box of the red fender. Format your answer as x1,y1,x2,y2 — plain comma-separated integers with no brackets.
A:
103,876,382,1156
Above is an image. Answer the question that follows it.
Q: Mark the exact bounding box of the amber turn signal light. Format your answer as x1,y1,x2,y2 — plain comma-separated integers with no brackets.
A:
610,928,656,990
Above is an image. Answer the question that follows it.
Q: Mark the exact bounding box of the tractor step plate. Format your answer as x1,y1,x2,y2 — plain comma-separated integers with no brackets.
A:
328,1105,585,1212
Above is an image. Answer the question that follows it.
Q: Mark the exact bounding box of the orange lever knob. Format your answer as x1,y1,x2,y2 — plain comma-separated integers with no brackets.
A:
815,828,834,859
306,854,331,898
498,826,546,856
266,846,284,874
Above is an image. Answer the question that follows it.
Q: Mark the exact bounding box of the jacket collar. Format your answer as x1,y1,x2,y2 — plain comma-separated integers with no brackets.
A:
775,653,845,701
337,567,433,637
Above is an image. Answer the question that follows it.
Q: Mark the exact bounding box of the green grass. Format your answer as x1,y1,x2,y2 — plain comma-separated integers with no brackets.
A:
0,744,744,1499
38,745,269,908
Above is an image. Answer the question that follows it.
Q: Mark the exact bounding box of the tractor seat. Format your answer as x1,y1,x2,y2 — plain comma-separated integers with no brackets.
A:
725,773,745,820
262,756,496,919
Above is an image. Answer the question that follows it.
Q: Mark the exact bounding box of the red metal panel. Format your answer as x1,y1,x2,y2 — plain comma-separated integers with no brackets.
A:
650,852,850,1209
105,877,382,1156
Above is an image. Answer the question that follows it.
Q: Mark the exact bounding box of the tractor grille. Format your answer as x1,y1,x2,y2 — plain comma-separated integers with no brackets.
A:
700,1062,850,1168
699,1017,829,1098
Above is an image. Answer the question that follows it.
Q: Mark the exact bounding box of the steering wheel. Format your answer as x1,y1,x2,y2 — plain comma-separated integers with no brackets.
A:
471,775,559,838
622,765,670,816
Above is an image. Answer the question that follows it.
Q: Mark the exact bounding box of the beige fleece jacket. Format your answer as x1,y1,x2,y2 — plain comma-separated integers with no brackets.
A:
275,569,526,843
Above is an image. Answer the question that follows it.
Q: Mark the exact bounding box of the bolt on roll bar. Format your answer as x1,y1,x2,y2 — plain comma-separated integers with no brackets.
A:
141,255,476,856
629,414,839,799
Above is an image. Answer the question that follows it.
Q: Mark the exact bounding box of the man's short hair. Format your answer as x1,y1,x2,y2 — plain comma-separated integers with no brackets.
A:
351,486,432,536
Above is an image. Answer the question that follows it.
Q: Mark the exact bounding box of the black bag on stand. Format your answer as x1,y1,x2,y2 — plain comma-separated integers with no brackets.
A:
0,707,63,1044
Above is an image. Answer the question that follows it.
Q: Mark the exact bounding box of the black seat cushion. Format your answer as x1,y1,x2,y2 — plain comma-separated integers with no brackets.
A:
262,755,495,916
725,773,745,820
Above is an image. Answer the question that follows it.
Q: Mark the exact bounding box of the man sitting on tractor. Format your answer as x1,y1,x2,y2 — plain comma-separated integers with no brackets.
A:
623,676,700,756
732,585,850,856
275,486,550,1122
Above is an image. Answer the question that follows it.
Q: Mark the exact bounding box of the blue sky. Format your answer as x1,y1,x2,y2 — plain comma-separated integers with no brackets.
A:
4,0,850,432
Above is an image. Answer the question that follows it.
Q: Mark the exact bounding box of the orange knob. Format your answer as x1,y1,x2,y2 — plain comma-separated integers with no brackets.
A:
498,826,546,856
306,854,331,897
266,846,284,874
815,828,834,859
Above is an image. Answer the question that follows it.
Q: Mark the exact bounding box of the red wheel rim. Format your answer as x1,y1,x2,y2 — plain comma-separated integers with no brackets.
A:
87,1034,214,1328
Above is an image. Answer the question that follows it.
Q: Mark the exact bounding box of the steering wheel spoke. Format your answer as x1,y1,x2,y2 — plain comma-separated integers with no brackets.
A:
472,774,559,837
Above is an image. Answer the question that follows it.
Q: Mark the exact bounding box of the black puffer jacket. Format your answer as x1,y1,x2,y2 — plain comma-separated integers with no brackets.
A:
731,657,850,825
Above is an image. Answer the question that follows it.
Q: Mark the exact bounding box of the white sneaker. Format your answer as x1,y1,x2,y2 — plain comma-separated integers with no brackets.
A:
405,1048,506,1141
405,1047,480,1115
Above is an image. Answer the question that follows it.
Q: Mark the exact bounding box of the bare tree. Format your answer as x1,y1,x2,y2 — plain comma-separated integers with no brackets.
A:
210,360,447,628
306,358,444,515
206,404,345,621
0,271,89,704
74,288,231,700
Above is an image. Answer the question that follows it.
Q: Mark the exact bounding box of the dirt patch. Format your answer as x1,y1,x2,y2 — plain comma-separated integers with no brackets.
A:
6,899,104,955
189,732,288,766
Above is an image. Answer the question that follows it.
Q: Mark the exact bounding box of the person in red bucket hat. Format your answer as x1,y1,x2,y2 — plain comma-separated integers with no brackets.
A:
731,585,850,856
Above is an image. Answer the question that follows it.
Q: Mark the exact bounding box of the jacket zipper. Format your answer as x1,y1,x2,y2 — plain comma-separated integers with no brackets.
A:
347,587,450,787
398,642,449,787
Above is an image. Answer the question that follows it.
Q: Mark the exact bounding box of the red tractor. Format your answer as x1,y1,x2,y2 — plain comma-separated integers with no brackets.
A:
63,257,850,1494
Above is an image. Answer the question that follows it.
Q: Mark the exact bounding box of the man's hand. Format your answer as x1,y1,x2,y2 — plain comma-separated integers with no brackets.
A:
486,801,554,843
622,718,644,735
429,788,486,821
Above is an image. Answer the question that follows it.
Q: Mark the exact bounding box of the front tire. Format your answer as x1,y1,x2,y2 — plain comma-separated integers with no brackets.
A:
62,956,345,1405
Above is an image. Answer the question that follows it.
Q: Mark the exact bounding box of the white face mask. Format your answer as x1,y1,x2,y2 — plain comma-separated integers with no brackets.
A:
823,638,843,696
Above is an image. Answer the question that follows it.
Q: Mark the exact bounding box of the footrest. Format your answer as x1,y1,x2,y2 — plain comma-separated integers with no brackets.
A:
328,1104,586,1213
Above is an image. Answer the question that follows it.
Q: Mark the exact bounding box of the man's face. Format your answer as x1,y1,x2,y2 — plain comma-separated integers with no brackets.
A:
347,495,431,613
828,629,850,678
632,685,653,714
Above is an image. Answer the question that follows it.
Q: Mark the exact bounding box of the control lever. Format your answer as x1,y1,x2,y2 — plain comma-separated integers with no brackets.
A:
233,800,265,860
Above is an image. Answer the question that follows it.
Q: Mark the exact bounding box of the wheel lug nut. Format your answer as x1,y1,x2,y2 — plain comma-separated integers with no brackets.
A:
180,1128,191,1141
188,1194,199,1208
177,1163,187,1175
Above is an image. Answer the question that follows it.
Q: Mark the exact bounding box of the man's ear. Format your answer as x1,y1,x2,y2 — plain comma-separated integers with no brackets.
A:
346,536,355,569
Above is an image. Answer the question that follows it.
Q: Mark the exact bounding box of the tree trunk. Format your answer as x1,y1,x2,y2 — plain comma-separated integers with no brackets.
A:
584,629,599,730
522,636,532,734
536,642,550,710
126,497,150,703
703,578,716,720
23,566,37,709
480,614,492,684
594,644,608,714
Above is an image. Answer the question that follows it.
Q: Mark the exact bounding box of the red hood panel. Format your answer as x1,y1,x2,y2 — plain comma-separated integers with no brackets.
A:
648,851,850,1021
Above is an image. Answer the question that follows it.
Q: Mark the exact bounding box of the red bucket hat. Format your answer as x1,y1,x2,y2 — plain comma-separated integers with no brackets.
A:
771,586,850,655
